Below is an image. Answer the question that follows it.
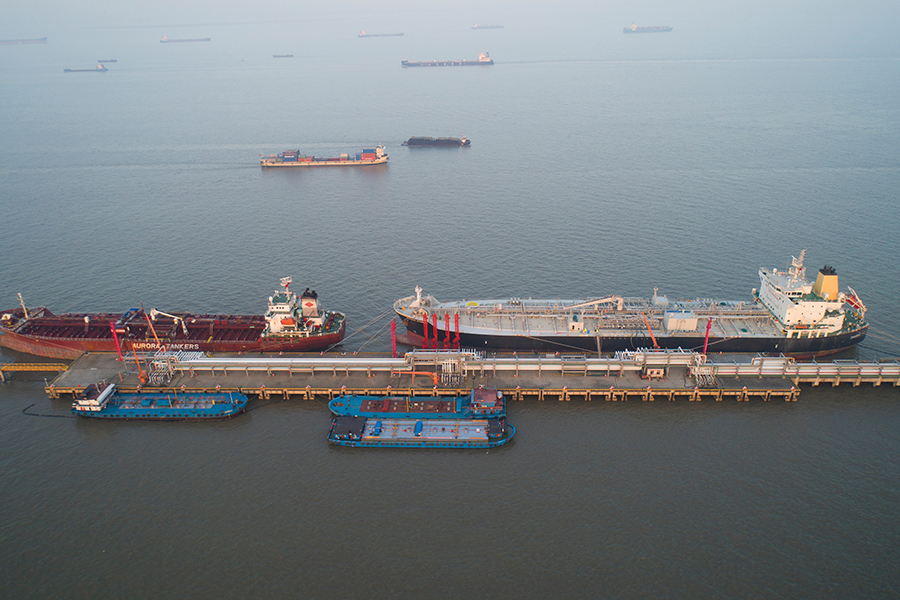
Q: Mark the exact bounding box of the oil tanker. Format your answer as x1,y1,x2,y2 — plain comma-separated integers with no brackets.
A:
393,251,868,358
402,51,493,67
0,37,48,45
261,146,388,167
403,136,470,147
0,278,345,360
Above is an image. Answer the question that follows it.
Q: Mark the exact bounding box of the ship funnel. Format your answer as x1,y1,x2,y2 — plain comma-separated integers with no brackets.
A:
813,265,839,300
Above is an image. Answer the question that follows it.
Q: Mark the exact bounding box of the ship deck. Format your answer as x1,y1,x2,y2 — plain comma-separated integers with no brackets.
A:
362,418,491,442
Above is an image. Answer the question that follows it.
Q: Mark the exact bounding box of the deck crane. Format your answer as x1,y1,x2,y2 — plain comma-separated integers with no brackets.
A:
149,309,189,336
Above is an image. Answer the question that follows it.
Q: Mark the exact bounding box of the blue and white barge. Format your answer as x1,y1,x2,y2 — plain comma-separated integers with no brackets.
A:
71,383,248,420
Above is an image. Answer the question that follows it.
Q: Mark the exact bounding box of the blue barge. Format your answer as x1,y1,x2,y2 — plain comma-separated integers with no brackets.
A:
329,387,505,419
328,416,515,448
71,383,248,420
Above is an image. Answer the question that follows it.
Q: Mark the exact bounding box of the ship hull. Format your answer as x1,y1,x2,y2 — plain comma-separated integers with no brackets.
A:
402,60,493,67
1,311,345,359
397,314,866,359
260,157,388,167
73,391,248,420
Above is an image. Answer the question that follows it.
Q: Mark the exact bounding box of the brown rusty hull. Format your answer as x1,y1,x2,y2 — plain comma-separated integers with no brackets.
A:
0,310,346,359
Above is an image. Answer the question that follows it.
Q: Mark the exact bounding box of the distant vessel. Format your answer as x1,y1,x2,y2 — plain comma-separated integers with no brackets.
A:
272,54,293,58
471,25,503,29
72,383,248,421
402,51,493,67
328,416,515,448
624,23,673,33
329,388,506,420
0,37,47,45
0,278,346,359
358,30,403,37
260,146,388,167
97,59,117,63
394,251,869,358
403,136,471,147
160,35,211,43
63,64,108,73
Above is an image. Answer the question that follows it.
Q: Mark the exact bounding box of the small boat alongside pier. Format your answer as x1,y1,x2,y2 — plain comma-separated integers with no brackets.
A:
71,383,248,420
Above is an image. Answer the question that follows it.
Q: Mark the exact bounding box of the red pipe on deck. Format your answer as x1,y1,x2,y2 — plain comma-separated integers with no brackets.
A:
432,313,438,349
109,321,123,362
423,312,429,349
703,318,713,354
454,313,460,349
444,314,450,350
391,319,397,358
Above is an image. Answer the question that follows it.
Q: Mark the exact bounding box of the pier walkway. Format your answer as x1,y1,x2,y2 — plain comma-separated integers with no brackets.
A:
36,349,900,403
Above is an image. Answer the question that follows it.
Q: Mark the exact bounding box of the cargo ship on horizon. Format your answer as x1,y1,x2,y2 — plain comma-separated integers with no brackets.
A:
402,51,493,67
624,23,673,33
161,35,211,43
358,30,403,37
393,251,868,358
0,278,345,360
0,37,47,45
260,145,388,167
63,64,108,73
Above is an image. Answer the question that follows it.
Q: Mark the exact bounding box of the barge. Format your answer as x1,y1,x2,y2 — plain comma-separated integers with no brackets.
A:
0,37,48,45
403,136,470,147
329,387,505,419
261,145,388,167
402,51,493,67
72,383,247,420
394,251,868,358
0,277,345,360
328,415,515,448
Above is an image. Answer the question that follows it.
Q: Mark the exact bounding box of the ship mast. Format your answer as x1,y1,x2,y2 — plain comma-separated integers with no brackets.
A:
788,249,806,282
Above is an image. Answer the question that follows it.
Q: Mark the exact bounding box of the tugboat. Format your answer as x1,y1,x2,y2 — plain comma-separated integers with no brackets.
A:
0,277,346,359
328,415,515,448
72,383,248,420
329,387,505,419
393,251,868,358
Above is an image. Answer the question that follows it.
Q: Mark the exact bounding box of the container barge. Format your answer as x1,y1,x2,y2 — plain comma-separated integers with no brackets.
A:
0,277,345,360
624,23,673,33
72,383,247,420
393,251,868,358
403,136,470,147
261,145,388,167
402,51,493,67
329,387,505,419
328,416,515,448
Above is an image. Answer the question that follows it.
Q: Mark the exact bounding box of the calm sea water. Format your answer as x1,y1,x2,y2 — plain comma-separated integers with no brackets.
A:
2,4,900,598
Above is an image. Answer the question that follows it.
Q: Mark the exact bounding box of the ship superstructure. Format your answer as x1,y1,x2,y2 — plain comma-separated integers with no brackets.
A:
393,252,868,358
